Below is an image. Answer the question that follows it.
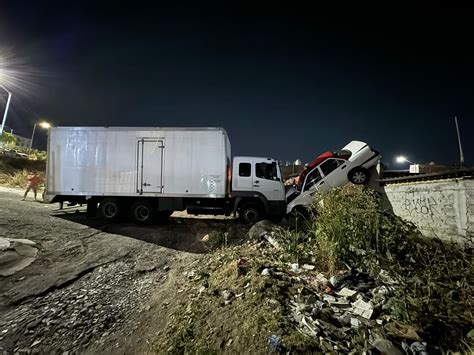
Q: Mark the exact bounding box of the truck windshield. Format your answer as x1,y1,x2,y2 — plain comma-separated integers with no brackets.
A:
256,162,279,181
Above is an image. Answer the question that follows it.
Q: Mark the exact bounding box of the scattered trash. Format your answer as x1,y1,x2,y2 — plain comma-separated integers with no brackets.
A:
263,234,280,249
201,234,210,242
290,263,300,273
268,334,282,352
351,299,373,319
350,317,360,329
409,341,428,355
336,287,357,298
302,264,315,270
222,290,233,305
261,268,270,276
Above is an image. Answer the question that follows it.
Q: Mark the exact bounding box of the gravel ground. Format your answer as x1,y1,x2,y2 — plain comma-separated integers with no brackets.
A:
0,187,231,354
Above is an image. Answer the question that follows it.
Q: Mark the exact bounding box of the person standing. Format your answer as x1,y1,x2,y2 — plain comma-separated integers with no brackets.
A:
22,171,41,201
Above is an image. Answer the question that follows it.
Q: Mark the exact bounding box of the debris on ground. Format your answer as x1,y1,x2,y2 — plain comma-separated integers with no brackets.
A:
160,186,473,353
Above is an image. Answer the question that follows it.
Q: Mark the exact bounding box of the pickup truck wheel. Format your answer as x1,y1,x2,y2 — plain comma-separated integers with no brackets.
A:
239,204,263,224
349,167,369,185
99,198,121,221
130,200,156,225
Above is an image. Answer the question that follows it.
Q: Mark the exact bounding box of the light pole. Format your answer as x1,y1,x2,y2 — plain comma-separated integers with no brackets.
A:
0,86,12,138
0,55,12,137
30,121,51,149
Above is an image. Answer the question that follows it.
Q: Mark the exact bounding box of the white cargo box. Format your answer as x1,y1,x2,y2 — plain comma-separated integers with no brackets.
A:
46,127,231,198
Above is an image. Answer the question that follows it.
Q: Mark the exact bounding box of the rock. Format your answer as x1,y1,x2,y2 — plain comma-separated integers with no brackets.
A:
0,238,10,251
248,220,276,239
30,339,42,347
26,319,42,330
261,268,270,276
0,250,37,277
222,290,233,304
5,238,37,246
372,339,403,355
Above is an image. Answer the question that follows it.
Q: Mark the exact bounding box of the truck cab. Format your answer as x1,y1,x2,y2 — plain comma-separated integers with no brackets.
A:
231,157,286,223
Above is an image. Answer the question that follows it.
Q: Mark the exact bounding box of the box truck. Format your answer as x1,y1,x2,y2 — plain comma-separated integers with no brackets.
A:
45,127,286,224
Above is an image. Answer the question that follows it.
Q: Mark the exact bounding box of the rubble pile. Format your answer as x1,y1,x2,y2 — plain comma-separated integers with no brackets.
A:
270,265,426,353
162,207,472,353
0,260,161,353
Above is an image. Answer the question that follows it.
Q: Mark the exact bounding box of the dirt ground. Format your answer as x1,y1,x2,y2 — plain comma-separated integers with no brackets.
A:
0,187,245,354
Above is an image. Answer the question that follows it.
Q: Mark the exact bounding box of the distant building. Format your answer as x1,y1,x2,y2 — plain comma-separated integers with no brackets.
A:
12,133,32,148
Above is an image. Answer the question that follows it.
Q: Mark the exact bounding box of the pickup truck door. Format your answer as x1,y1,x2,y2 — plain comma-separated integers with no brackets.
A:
302,165,330,193
318,158,349,188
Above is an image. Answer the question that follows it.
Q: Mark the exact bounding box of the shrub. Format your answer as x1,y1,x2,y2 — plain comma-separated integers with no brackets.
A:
273,185,473,350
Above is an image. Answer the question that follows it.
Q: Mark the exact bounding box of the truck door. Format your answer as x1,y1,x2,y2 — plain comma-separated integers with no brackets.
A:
253,161,285,201
137,139,164,194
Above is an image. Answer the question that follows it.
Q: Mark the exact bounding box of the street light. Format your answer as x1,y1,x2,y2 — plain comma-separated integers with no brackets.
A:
30,121,52,149
395,155,413,164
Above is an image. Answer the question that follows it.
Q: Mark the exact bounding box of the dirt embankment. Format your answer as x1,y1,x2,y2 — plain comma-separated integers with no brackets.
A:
0,157,45,174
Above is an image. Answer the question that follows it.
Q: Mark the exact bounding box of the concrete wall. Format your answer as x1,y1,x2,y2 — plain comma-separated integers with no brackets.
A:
384,178,473,245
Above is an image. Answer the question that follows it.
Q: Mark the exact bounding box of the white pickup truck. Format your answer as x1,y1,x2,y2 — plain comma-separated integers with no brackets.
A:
286,141,381,215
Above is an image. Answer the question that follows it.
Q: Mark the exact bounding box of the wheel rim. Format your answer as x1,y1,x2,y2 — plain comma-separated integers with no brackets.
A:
244,209,258,223
135,206,150,221
353,171,366,183
104,204,117,218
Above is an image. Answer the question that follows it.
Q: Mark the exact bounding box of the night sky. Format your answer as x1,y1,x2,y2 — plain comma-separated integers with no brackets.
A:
0,3,472,167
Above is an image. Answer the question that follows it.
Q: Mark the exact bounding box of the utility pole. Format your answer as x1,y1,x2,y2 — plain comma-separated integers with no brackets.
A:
30,123,37,149
0,55,12,137
454,116,464,168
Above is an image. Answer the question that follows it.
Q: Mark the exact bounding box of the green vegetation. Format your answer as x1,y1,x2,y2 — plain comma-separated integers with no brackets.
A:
277,186,473,351
0,132,17,147
161,186,472,353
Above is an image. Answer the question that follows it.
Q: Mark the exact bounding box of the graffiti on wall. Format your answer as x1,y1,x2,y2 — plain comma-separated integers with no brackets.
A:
402,192,440,217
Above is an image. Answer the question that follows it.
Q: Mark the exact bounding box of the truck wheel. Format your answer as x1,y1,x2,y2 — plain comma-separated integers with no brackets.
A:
349,167,369,185
239,204,263,224
99,198,121,221
130,200,156,225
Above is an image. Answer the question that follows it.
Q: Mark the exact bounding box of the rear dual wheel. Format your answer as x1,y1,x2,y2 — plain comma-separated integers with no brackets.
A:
129,200,155,224
129,201,173,224
99,198,122,221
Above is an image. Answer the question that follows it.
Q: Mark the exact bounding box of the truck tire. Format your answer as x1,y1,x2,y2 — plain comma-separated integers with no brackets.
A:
99,198,121,221
239,204,263,224
130,200,156,225
348,167,369,185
